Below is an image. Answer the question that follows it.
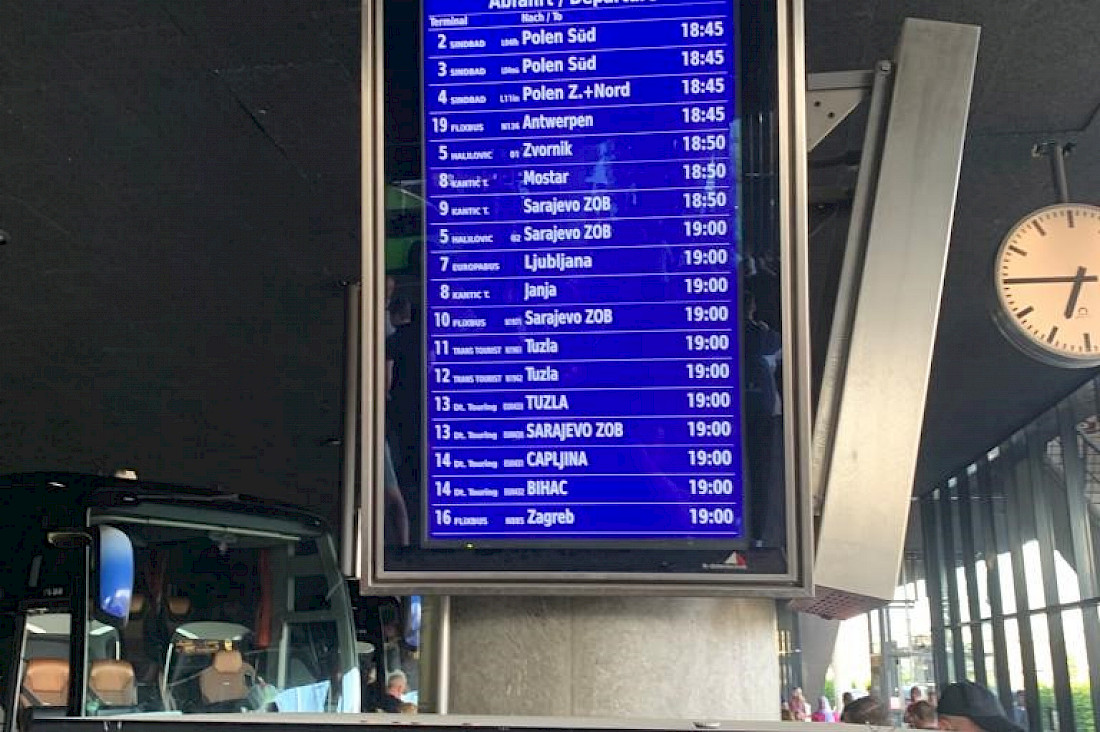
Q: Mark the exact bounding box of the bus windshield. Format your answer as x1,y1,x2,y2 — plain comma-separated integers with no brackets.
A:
73,503,359,716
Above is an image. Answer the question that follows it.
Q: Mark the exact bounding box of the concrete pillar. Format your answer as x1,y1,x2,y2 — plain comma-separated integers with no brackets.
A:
797,614,841,704
447,596,779,720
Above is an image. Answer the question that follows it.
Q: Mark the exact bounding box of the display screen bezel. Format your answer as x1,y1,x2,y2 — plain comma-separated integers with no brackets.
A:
364,0,812,595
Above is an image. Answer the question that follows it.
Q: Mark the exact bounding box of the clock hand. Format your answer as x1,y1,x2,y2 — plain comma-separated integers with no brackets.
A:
1004,275,1100,284
1064,266,1088,319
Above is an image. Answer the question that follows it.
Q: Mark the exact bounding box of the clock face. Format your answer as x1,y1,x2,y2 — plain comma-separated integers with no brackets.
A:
994,203,1100,367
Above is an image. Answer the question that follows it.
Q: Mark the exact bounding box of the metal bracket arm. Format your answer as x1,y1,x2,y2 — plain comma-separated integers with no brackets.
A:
806,70,875,151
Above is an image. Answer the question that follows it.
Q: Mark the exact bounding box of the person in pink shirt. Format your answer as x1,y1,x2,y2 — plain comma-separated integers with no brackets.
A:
811,696,836,722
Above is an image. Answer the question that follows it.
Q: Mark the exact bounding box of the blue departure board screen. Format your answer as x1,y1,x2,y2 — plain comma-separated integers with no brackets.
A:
422,0,743,543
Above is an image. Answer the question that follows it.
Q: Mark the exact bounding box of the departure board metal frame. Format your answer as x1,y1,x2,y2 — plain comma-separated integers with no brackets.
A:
360,0,812,596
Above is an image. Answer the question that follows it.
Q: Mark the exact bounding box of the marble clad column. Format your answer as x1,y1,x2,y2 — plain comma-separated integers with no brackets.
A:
447,596,779,720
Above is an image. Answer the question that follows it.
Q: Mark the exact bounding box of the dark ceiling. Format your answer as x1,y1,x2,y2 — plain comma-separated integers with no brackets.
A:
1,0,1098,528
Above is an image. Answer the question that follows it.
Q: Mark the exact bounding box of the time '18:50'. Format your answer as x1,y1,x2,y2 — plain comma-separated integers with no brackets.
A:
683,162,728,181
681,134,727,152
683,190,728,209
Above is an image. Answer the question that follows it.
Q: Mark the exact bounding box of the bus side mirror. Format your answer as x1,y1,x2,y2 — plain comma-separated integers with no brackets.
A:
93,526,133,628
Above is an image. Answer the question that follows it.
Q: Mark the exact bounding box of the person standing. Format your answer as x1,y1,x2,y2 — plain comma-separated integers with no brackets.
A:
789,688,811,721
1011,690,1028,729
811,696,836,722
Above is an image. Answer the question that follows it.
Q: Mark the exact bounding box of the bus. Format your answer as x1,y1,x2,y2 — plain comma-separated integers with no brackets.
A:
0,472,370,729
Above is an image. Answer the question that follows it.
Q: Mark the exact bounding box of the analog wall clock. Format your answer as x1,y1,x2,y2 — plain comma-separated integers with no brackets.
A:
993,202,1100,368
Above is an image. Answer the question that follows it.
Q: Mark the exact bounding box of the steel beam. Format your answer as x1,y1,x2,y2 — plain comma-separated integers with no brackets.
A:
808,18,980,611
976,456,1013,709
1005,437,1041,731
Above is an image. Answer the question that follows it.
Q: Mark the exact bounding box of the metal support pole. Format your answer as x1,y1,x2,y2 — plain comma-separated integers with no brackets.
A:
939,484,965,680
436,596,451,714
341,281,361,577
1050,147,1071,203
920,494,949,685
1005,437,1041,731
957,473,987,686
1034,142,1073,204
359,0,385,588
416,595,452,714
976,456,1013,711
1034,140,1074,203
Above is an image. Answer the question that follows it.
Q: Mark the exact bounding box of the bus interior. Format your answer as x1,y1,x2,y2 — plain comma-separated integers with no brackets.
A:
12,499,359,721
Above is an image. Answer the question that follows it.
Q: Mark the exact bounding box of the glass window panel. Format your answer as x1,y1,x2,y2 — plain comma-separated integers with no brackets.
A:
951,493,972,624
983,623,998,697
960,625,976,680
976,556,991,620
911,579,933,652
967,474,993,621
889,604,909,651
998,549,1018,616
1031,613,1056,731
1023,540,1046,611
956,567,971,623
1032,448,1084,607
943,627,956,684
1004,617,1026,702
1062,609,1094,732
1074,436,1100,606
989,469,1019,615
1055,550,1082,606
946,490,972,620
1046,436,1065,474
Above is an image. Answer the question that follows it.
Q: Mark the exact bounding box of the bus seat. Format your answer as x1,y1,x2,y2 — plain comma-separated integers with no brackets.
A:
121,593,145,649
166,597,190,618
89,660,137,706
164,596,192,637
122,594,156,684
199,650,250,705
23,658,69,706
